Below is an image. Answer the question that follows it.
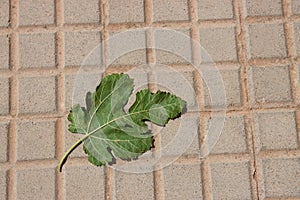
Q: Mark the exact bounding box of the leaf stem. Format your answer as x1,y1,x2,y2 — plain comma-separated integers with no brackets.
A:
57,134,89,172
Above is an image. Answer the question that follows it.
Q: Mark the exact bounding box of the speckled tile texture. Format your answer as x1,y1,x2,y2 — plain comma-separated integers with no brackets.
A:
0,0,299,199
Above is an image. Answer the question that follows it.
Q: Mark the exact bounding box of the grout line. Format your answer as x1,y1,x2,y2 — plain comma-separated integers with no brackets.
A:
235,0,261,199
100,1,115,200
7,0,18,199
201,158,212,200
153,165,164,200
55,0,66,199
282,0,300,104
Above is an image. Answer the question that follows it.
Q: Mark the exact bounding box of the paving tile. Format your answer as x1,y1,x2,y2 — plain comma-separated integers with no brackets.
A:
0,122,9,163
208,115,248,154
155,29,192,65
16,168,55,199
19,33,56,68
64,0,100,24
198,0,234,20
244,0,283,16
160,114,199,157
261,158,300,198
293,22,300,57
292,0,300,15
17,120,56,160
19,0,55,26
199,27,237,62
65,165,105,199
108,30,146,66
155,70,197,110
0,0,9,27
0,35,9,69
64,72,103,110
249,65,292,103
247,23,287,59
108,0,144,24
0,170,7,200
254,111,298,151
115,171,154,200
210,162,252,199
153,0,189,22
0,78,9,115
65,31,102,67
203,67,242,108
163,163,202,200
19,76,57,114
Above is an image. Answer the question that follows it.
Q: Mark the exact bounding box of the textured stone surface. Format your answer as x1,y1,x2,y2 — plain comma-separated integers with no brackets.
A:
163,163,203,200
210,162,252,199
108,0,144,23
153,0,189,22
247,23,287,59
115,172,154,200
64,0,100,24
254,111,298,151
19,0,55,26
0,78,9,115
292,0,300,15
160,114,200,156
0,170,7,200
209,115,248,154
293,22,300,57
249,65,292,103
17,120,56,160
155,29,192,65
261,158,300,198
65,165,105,200
244,0,283,16
199,27,237,62
0,35,9,69
155,70,196,109
0,0,9,27
19,76,57,114
65,31,101,67
0,122,9,162
198,0,234,20
16,168,55,199
19,33,56,68
204,67,242,107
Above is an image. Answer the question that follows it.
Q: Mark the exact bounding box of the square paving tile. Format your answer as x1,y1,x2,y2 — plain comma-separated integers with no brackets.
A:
0,170,7,200
163,163,203,200
19,0,55,26
0,0,9,27
0,35,9,69
108,0,144,24
249,65,292,103
199,27,237,62
65,165,105,199
247,23,287,59
210,162,253,199
198,0,234,20
19,33,56,68
0,78,9,115
153,0,189,22
64,0,100,24
0,122,9,163
261,158,300,198
244,0,283,16
115,171,154,200
254,111,298,151
17,120,56,160
16,168,55,200
18,76,57,114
